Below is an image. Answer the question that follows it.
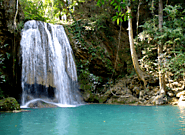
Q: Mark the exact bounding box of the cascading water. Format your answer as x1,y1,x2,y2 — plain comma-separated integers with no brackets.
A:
20,20,84,108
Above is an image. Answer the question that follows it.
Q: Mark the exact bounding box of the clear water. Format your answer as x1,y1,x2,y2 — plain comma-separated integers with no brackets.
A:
0,104,185,135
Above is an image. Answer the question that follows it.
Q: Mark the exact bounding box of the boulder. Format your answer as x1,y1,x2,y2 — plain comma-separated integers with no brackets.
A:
107,94,139,104
151,95,167,105
167,91,174,97
176,91,185,98
133,87,141,95
28,101,57,108
0,97,20,111
139,90,145,99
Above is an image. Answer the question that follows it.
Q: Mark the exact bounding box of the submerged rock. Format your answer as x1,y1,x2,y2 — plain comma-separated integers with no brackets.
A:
28,101,58,108
0,97,20,111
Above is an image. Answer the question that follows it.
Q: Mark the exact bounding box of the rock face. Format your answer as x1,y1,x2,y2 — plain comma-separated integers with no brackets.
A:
0,0,24,100
0,97,20,111
64,1,134,100
0,0,24,45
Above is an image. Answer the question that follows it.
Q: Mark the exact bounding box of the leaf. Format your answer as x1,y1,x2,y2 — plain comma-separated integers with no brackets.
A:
118,6,121,12
113,3,117,6
121,13,124,17
124,15,127,21
112,16,117,21
110,0,115,5
120,18,123,22
117,18,120,25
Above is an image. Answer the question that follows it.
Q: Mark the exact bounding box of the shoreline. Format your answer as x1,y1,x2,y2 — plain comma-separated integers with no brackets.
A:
0,109,31,113
0,101,181,113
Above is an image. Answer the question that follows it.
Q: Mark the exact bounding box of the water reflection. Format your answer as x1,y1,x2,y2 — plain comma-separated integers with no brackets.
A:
19,108,80,135
179,106,185,123
55,108,77,135
19,108,63,135
2,105,185,135
178,106,185,134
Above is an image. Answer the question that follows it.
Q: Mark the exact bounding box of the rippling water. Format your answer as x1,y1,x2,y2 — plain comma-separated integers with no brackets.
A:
0,104,185,135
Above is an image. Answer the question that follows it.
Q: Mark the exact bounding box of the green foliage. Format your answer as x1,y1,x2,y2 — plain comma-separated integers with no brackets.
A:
78,65,102,93
20,0,47,21
0,43,10,84
139,4,185,46
110,0,128,24
67,17,117,93
0,89,4,99
136,4,185,80
0,97,20,111
20,0,82,23
164,51,185,80
97,0,133,25
0,42,11,99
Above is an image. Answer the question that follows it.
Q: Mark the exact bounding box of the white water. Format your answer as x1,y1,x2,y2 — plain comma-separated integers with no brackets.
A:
20,99,77,108
20,20,83,108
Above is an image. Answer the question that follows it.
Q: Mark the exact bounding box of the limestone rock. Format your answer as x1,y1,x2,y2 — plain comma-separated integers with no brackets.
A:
133,87,141,95
167,91,174,97
151,95,167,105
176,91,185,98
107,94,139,104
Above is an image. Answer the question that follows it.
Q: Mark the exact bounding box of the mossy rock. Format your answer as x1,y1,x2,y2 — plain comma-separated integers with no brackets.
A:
0,97,20,111
83,90,100,103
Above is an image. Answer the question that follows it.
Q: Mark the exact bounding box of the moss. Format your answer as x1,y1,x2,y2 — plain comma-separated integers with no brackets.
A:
99,96,108,103
0,97,20,111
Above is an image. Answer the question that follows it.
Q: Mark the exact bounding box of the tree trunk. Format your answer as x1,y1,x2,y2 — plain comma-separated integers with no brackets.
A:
127,4,147,87
59,2,62,20
158,0,165,94
13,0,19,84
136,0,141,36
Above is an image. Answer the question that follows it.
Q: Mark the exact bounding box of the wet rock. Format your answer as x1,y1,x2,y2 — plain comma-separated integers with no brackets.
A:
82,90,100,103
83,91,91,101
28,101,57,108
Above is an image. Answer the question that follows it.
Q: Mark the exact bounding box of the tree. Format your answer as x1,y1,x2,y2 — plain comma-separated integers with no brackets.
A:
97,0,148,87
127,0,147,87
158,0,165,95
19,0,82,23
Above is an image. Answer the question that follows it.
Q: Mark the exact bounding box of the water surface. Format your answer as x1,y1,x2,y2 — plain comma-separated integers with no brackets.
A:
0,104,185,135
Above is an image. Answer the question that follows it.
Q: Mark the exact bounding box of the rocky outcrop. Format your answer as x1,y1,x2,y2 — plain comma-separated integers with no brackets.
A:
0,0,24,100
82,75,169,105
0,97,20,111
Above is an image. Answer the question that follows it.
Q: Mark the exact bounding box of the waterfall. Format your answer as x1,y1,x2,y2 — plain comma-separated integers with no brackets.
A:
20,20,83,108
